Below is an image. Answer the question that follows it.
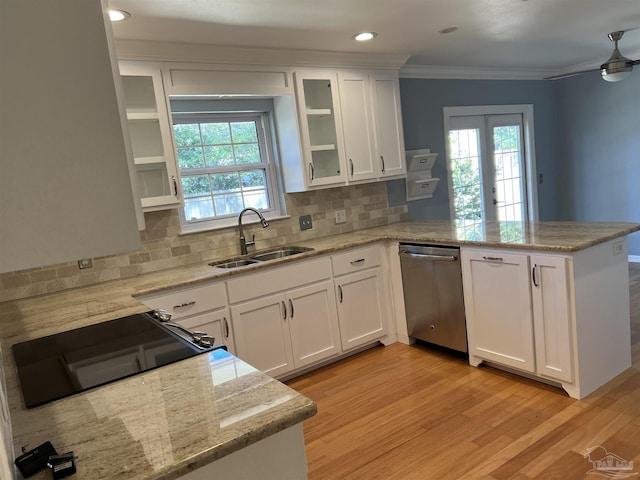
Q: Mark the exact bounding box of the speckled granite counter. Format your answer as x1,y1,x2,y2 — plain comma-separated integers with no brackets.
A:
1,219,639,478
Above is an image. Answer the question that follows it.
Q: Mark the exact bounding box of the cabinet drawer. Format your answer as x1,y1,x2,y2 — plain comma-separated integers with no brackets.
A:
138,282,227,320
331,246,381,276
227,257,331,304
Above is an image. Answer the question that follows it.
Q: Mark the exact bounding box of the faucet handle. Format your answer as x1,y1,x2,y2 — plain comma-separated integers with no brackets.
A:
246,234,256,248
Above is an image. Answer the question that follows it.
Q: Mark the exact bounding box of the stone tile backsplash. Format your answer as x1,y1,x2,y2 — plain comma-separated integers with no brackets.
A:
0,183,407,302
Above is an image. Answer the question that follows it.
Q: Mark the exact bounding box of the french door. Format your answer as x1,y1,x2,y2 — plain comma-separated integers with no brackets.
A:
445,107,536,241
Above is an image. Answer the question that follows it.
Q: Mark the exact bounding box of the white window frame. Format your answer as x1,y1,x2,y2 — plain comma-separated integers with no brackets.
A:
443,104,539,223
173,112,286,233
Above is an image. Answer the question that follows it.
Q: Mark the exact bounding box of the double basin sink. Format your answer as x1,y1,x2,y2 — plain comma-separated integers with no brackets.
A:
209,246,314,269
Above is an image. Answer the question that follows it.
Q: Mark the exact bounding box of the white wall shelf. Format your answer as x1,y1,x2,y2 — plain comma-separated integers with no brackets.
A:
405,149,440,201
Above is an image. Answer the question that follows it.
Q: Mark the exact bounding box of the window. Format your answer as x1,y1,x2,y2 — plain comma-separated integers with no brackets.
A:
172,113,283,232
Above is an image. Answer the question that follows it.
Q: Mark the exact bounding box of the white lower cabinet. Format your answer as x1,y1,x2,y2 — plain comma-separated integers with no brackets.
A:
231,280,340,377
461,248,572,384
332,246,389,350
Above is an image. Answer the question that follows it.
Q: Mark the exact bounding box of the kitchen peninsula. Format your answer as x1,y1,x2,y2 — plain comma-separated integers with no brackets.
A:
1,220,638,479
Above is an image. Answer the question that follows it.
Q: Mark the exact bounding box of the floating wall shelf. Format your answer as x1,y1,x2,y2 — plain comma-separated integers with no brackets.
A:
405,149,440,201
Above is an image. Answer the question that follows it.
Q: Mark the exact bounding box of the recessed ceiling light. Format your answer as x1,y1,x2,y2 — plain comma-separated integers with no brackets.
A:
353,32,377,42
439,26,458,34
108,9,131,22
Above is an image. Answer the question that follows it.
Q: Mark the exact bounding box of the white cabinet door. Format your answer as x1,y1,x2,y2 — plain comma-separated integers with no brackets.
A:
335,267,388,350
293,70,347,188
119,61,181,212
287,280,341,369
231,294,294,377
370,71,406,178
178,308,235,355
462,250,535,372
530,255,573,382
338,72,377,182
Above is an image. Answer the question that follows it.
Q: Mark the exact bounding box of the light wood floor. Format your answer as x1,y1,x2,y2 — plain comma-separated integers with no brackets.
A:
287,263,640,480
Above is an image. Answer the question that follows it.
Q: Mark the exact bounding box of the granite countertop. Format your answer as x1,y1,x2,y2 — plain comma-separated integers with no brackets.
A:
5,347,316,480
1,219,639,479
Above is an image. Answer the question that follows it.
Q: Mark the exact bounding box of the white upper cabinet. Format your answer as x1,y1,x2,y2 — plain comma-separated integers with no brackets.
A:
338,72,377,182
0,0,141,274
119,61,181,212
370,71,407,178
292,70,348,188
286,68,406,192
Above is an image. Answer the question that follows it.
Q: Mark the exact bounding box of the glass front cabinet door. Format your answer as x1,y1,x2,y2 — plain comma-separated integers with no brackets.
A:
293,70,347,188
119,61,181,211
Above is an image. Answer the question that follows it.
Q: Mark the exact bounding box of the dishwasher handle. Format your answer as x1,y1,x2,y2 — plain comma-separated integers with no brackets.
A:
399,250,458,262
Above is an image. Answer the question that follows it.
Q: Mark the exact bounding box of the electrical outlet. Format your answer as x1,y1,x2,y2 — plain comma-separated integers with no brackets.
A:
299,215,313,230
335,209,347,224
613,240,624,256
78,258,93,269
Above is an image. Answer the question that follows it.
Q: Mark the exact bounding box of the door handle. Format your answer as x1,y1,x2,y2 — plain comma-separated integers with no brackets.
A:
289,299,294,318
349,158,354,177
338,285,343,303
482,256,503,263
380,155,385,173
172,176,178,196
282,300,287,320
309,163,314,182
532,264,539,287
172,301,196,309
223,317,229,338
350,258,366,266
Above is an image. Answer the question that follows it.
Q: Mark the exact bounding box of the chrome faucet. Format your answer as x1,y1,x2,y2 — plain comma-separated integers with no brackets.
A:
238,207,269,255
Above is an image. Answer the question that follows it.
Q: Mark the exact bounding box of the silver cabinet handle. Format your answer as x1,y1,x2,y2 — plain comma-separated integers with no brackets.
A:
482,256,503,262
350,258,366,266
349,158,354,177
532,264,539,287
380,155,385,173
338,285,343,303
282,300,287,320
172,176,178,196
173,301,196,309
289,299,294,318
309,163,314,182
223,317,229,338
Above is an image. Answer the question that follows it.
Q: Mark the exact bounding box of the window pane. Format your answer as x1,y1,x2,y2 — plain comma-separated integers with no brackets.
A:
231,122,258,143
201,122,231,145
213,193,243,215
184,197,214,221
173,124,201,147
244,189,268,210
204,145,234,167
181,175,210,198
177,147,205,170
234,143,261,165
241,169,266,188
211,173,240,193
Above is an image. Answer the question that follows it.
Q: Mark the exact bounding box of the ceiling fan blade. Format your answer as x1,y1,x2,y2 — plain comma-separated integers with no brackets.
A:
544,67,600,80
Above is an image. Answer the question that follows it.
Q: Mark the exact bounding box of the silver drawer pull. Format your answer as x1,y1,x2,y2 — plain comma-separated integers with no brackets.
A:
482,256,503,262
350,258,366,265
173,301,196,309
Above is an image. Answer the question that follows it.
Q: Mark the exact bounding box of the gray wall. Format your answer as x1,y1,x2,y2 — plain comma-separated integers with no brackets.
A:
390,78,560,220
392,74,640,254
555,70,640,253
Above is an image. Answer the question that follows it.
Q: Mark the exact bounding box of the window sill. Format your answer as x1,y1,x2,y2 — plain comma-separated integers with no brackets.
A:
179,213,291,235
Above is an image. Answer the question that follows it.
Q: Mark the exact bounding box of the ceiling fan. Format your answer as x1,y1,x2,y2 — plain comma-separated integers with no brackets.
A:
546,30,640,81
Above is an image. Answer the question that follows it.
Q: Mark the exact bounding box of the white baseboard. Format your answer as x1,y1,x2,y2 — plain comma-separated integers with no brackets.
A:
628,255,640,263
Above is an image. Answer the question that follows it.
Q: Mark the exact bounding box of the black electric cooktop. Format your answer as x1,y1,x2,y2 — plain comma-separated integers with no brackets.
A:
12,312,224,408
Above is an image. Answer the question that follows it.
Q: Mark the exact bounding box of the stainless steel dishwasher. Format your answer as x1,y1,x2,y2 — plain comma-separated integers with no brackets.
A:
399,243,467,353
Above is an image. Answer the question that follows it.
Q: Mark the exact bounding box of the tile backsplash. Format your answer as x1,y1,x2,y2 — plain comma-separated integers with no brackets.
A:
0,183,407,303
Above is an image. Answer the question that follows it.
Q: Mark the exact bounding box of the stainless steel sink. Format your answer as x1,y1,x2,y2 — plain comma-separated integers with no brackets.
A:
209,259,260,269
250,247,314,262
209,246,313,269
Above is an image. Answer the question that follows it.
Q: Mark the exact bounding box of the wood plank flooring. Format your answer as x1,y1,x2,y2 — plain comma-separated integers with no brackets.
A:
286,263,640,480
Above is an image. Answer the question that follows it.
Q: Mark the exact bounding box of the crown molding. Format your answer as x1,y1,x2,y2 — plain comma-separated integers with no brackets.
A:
115,39,410,70
399,64,555,80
